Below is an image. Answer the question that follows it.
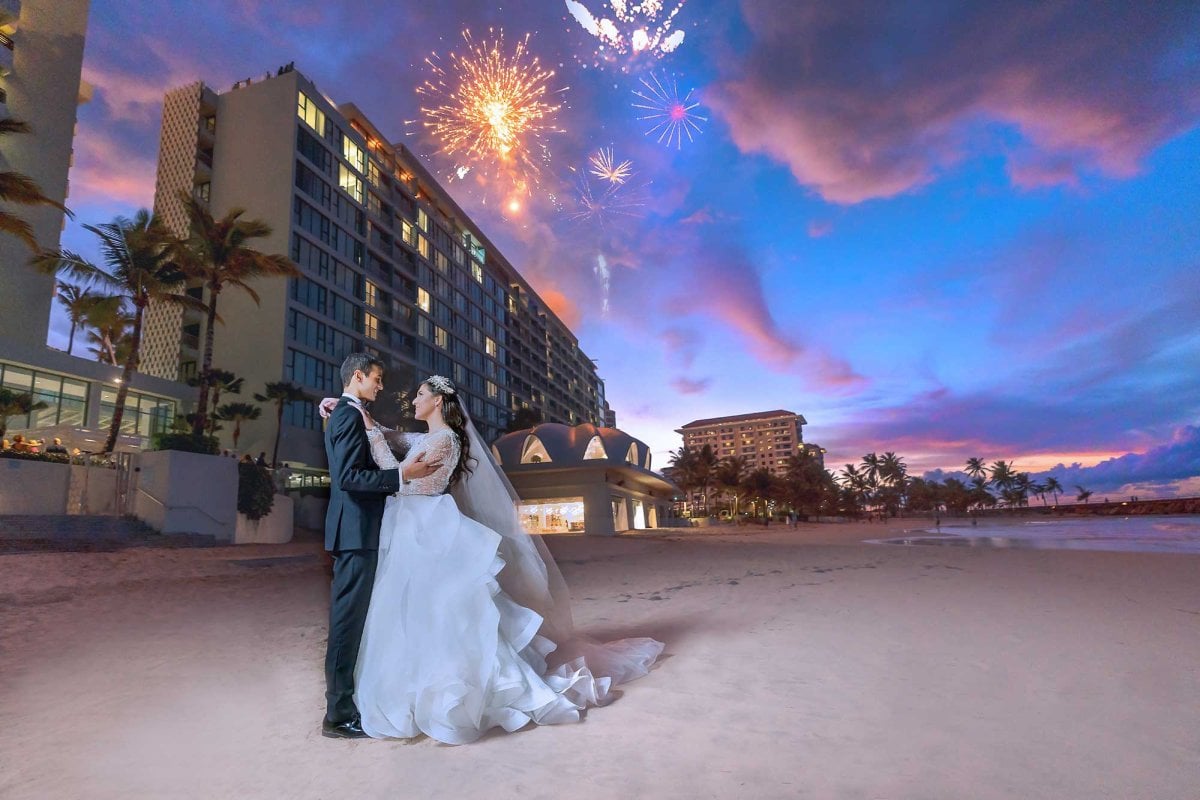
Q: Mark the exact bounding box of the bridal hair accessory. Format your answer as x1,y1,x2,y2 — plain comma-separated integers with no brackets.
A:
425,375,456,395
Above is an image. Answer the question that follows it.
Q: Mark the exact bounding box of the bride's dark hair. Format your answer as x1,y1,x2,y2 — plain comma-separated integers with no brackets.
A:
424,378,473,488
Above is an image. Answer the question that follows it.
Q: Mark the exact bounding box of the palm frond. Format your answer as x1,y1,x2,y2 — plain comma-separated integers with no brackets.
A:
0,211,39,251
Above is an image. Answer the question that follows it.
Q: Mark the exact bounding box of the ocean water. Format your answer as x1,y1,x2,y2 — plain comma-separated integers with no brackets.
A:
873,515,1200,555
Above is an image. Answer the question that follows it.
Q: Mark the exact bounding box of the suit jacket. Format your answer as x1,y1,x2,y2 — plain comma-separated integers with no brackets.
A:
324,397,401,551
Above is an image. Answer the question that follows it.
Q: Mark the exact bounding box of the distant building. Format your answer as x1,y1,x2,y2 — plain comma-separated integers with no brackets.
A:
0,0,190,454
492,423,678,536
140,68,609,466
676,410,822,477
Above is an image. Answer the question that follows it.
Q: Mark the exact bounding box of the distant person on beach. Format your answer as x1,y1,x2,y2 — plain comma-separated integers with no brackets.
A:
45,438,68,455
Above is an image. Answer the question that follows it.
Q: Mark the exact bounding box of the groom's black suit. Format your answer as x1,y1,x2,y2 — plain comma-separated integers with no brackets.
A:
323,396,400,725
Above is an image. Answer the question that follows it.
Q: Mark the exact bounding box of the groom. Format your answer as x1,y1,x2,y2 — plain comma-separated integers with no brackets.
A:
321,353,440,738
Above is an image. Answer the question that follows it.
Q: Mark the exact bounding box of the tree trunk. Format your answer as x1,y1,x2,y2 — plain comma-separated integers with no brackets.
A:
233,420,241,450
192,285,219,437
103,300,144,454
272,402,283,466
66,322,76,355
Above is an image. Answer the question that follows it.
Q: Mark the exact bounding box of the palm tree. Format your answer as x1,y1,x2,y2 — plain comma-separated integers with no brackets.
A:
0,118,71,251
693,444,719,514
965,457,987,483
216,402,261,451
0,389,49,439
203,369,243,435
988,460,1016,505
713,456,747,518
666,446,701,514
1044,477,1063,505
172,193,298,438
860,452,883,484
742,467,779,523
1012,472,1033,508
81,296,129,365
1075,485,1093,504
55,282,99,356
33,210,203,453
254,381,308,466
839,464,869,514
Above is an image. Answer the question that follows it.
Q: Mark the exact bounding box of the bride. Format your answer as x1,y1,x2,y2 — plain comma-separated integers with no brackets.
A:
320,376,663,744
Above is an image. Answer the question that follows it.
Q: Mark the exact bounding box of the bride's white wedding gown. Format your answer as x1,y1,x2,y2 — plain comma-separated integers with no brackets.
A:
354,425,663,744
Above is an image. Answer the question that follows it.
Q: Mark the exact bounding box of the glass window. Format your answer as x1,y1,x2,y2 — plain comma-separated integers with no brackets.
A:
485,337,496,358
434,326,448,349
339,164,364,204
341,134,366,173
418,208,428,232
297,91,326,135
364,313,379,340
417,287,431,312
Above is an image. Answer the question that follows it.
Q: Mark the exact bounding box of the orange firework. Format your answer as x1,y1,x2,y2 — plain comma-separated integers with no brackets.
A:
417,29,566,190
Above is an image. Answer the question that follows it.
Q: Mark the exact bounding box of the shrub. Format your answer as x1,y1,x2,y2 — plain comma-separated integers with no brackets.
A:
150,431,219,454
0,450,70,465
238,461,276,521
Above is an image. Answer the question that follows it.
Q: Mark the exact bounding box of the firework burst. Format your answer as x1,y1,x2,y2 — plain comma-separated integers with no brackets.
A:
631,72,706,149
566,165,647,227
588,147,634,185
417,29,566,192
564,0,688,70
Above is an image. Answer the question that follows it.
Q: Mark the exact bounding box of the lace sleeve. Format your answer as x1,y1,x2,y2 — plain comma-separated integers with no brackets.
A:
397,430,460,496
382,429,422,459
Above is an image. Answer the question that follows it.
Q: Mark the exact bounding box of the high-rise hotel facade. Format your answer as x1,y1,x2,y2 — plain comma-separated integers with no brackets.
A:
141,67,609,466
677,410,823,477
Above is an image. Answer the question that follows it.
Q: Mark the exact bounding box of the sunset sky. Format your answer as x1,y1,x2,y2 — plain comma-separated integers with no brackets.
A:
50,1,1200,496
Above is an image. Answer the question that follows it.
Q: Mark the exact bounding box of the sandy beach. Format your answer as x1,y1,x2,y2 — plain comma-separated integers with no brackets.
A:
1,519,1198,799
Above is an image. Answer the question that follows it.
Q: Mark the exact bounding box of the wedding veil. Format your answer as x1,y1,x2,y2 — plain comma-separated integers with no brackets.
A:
450,409,663,683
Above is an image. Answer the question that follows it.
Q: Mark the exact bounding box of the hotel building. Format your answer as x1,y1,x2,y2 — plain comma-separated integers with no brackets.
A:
140,67,609,466
676,410,823,477
0,0,189,451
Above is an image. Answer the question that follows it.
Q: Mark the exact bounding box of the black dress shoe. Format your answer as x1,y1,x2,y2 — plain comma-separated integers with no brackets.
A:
322,716,369,739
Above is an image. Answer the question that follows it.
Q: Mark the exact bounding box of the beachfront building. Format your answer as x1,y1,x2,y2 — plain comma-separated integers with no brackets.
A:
677,410,820,477
492,423,678,536
138,67,609,467
0,0,190,454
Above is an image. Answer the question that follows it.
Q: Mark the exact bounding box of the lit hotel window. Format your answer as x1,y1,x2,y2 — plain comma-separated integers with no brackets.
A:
341,134,365,173
418,208,429,232
485,336,496,358
339,164,363,203
417,287,431,312
365,281,379,308
472,262,483,283
297,92,325,134
435,326,448,349
364,313,379,340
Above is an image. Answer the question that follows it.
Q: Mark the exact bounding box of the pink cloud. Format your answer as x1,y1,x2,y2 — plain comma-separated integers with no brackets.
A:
670,377,712,395
708,1,1200,203
664,242,865,388
807,219,833,238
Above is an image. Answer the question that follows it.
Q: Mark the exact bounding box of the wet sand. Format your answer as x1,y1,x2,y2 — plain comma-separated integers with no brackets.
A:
2,519,1198,799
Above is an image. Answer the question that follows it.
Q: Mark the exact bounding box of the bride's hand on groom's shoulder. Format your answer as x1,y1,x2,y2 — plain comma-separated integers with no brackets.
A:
318,397,339,419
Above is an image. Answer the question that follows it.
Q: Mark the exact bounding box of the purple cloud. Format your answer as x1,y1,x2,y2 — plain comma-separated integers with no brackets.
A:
708,1,1200,203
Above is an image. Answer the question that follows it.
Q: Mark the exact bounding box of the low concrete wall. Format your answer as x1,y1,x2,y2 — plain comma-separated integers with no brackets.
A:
68,465,119,515
235,494,294,544
135,450,238,542
293,493,329,531
0,459,71,514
